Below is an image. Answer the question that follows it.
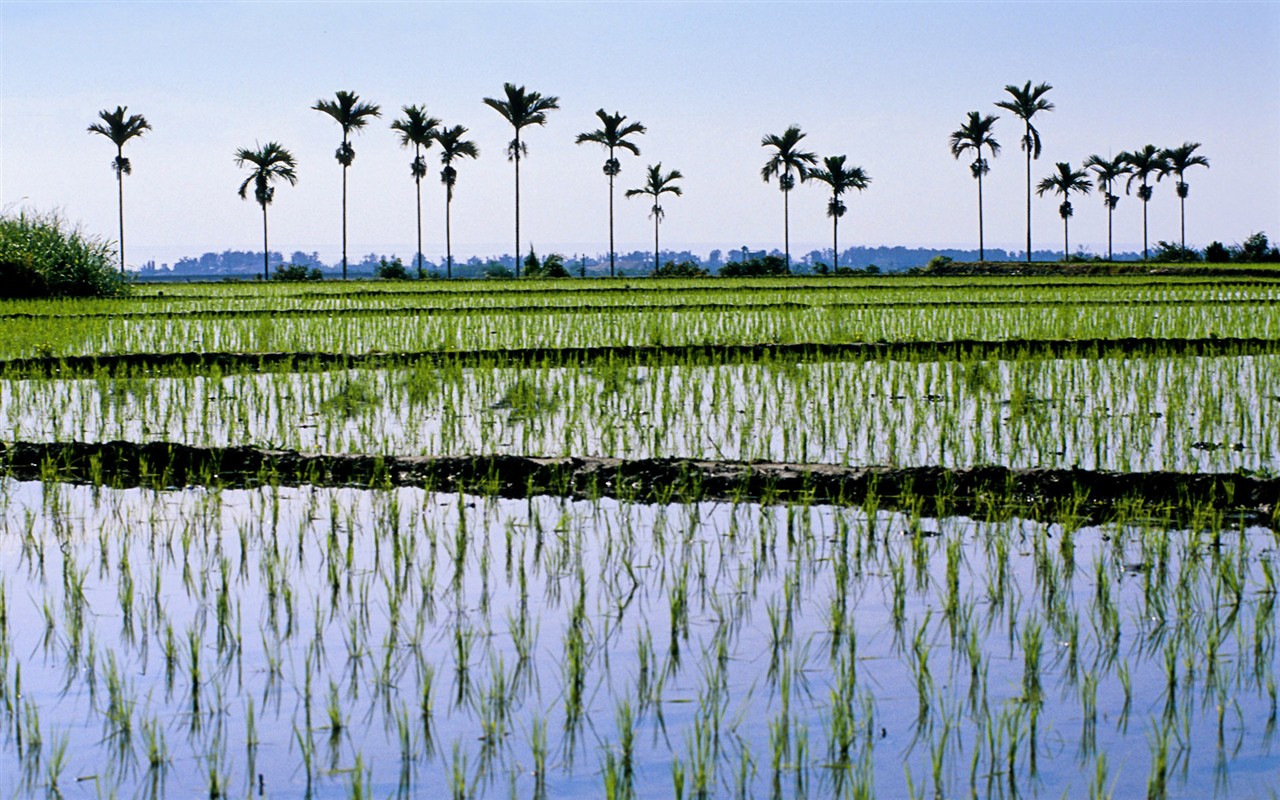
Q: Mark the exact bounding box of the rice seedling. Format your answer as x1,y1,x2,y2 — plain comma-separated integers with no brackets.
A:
0,275,1275,798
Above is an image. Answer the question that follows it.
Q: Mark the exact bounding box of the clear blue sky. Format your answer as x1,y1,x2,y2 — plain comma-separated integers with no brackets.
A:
2,1,1277,265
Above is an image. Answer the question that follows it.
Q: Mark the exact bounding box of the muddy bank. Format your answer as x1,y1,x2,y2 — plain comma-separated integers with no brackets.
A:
5,295,1278,323
3,440,1274,524
2,336,1278,379
928,262,1280,278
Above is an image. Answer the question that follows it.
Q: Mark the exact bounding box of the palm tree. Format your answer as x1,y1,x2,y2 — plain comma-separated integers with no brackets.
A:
1035,162,1092,262
312,91,382,279
1120,145,1169,260
1082,154,1131,261
575,109,646,277
761,126,818,270
435,125,480,280
391,106,441,278
87,106,152,276
948,112,1000,261
625,163,683,272
995,81,1054,262
234,142,299,280
805,156,871,270
1159,142,1210,258
482,83,560,277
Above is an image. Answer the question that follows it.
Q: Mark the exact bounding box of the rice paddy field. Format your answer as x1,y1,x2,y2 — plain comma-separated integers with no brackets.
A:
1,274,1278,799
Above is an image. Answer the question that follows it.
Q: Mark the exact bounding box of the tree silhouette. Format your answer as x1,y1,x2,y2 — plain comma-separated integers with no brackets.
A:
761,126,818,270
625,164,684,272
313,91,382,279
949,112,1000,262
87,105,152,276
234,142,298,280
1120,145,1169,260
1035,162,1092,262
995,81,1054,262
576,109,646,277
806,156,871,270
482,83,560,278
391,106,441,278
435,125,480,280
1159,142,1210,258
1082,154,1131,261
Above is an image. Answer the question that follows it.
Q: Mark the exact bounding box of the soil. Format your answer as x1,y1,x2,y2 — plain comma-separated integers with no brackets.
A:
3,439,1275,526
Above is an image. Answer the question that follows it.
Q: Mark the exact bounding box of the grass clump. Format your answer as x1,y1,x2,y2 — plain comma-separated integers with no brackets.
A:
0,210,126,298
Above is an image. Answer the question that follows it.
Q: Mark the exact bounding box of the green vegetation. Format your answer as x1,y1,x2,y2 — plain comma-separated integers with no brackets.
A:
483,83,560,278
86,105,151,276
0,210,126,298
313,90,383,279
0,260,1273,799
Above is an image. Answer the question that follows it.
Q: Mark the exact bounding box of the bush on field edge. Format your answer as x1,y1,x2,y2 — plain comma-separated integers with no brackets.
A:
0,210,127,298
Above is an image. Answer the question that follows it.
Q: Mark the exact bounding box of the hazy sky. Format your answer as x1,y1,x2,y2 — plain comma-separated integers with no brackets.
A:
2,1,1278,266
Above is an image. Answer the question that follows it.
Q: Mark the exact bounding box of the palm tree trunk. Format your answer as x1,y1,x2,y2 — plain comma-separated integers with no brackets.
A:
116,146,126,277
977,166,985,263
342,161,349,280
262,203,270,281
832,202,839,270
514,135,521,278
1142,191,1149,261
653,212,660,272
415,163,424,280
1024,132,1032,263
446,193,453,280
608,172,616,278
1107,187,1114,261
1063,215,1069,263
783,186,790,270
1180,191,1186,258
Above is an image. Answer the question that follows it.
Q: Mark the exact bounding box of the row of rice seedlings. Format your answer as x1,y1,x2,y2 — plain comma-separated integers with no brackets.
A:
3,292,1278,359
5,278,1275,326
4,353,1274,474
0,474,1275,797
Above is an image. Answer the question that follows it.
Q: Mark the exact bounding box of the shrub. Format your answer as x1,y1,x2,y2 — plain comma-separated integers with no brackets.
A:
483,262,514,279
653,260,708,278
0,210,126,298
1203,241,1231,263
272,263,323,282
523,251,571,279
375,256,411,280
1152,241,1201,262
718,255,789,277
925,255,954,272
1238,232,1280,263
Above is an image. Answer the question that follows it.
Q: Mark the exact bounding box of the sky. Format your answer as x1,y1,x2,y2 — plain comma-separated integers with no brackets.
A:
2,0,1278,267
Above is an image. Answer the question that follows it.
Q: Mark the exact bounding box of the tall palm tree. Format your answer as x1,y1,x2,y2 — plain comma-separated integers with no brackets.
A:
761,126,818,270
391,105,441,278
1082,154,1131,261
575,109,646,278
1120,145,1169,260
1159,142,1210,258
995,81,1054,262
312,90,382,279
435,125,480,280
1035,162,1092,262
948,112,1000,261
87,106,152,276
805,156,871,270
625,163,683,272
234,142,299,281
482,83,560,277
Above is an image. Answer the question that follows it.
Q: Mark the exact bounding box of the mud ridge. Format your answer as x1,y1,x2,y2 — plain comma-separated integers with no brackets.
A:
69,275,1280,304
2,336,1278,378
2,440,1275,525
5,295,1276,323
